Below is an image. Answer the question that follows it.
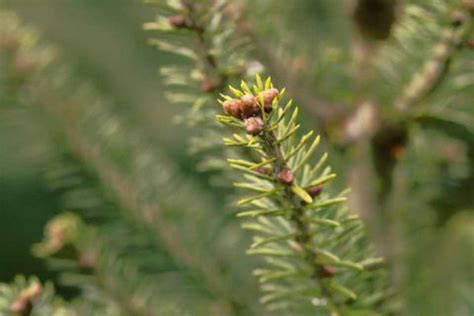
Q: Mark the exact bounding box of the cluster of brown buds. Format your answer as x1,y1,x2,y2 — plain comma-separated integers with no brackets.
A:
222,88,279,135
168,15,189,29
10,281,43,314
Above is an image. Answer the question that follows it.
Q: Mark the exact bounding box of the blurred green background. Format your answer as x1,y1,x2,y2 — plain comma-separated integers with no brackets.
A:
1,0,190,283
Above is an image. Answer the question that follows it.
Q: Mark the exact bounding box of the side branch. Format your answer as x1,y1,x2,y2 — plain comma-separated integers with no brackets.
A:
395,3,473,111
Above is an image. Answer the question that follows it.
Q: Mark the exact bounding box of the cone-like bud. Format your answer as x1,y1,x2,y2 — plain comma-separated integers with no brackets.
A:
223,100,243,119
319,265,337,278
278,167,294,185
307,186,323,198
200,78,217,93
245,116,264,135
168,15,188,29
240,94,259,117
260,88,279,112
255,167,271,175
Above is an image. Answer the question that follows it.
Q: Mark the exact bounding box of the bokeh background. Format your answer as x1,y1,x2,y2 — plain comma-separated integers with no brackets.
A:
1,0,186,282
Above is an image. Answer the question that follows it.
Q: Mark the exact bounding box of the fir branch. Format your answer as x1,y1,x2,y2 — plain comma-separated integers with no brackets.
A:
58,124,225,296
145,0,260,181
145,0,254,123
148,0,225,90
217,76,388,314
34,213,153,316
394,2,474,111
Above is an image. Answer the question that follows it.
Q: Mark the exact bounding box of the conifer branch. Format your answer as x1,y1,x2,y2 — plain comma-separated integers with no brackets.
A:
34,213,153,316
217,76,388,314
145,0,253,124
394,1,473,111
154,0,227,91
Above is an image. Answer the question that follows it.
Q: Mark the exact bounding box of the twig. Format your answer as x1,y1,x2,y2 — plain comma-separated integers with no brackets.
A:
395,4,473,111
259,129,344,315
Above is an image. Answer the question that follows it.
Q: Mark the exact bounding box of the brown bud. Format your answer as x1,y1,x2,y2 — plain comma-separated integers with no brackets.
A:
240,94,259,118
223,100,242,119
319,265,336,278
200,78,217,93
168,15,188,29
255,167,271,176
278,168,293,185
307,186,323,198
260,88,279,112
245,116,264,135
